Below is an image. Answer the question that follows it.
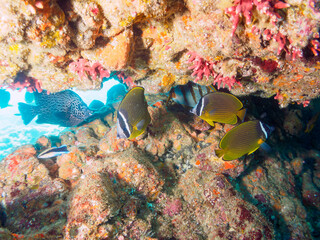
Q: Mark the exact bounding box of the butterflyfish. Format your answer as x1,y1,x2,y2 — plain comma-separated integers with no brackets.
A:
191,92,246,126
215,120,273,161
167,81,216,108
116,87,151,139
305,112,320,133
38,145,69,159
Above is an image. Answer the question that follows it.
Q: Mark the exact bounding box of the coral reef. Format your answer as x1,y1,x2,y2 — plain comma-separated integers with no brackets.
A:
0,0,320,239
0,0,318,105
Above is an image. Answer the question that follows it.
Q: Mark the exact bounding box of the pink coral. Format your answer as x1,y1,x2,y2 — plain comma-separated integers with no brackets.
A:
310,39,320,56
117,72,134,88
225,0,290,36
297,100,310,107
187,51,217,82
273,32,289,55
69,59,110,80
187,51,242,90
163,199,182,217
214,74,242,90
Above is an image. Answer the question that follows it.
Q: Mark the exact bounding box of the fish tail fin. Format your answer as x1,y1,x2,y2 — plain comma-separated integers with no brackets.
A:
215,149,224,158
237,108,247,123
18,102,38,125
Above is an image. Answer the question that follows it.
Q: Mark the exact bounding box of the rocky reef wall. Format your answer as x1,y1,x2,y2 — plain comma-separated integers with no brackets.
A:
1,99,320,239
0,0,319,106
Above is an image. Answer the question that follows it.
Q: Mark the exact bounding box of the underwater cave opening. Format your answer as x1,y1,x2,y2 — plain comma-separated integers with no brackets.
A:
0,77,122,160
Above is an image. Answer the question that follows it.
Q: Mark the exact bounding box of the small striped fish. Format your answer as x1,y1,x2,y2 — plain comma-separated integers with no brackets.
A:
38,145,69,159
167,81,216,108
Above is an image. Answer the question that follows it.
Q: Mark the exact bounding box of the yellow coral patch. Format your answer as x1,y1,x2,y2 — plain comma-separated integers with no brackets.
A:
161,72,176,87
41,30,62,48
9,44,21,54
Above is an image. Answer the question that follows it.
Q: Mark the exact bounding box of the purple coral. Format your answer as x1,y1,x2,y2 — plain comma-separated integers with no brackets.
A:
69,59,110,80
225,0,290,36
117,72,134,88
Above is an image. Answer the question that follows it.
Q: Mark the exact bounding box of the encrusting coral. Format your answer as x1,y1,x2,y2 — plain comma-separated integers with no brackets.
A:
0,0,318,106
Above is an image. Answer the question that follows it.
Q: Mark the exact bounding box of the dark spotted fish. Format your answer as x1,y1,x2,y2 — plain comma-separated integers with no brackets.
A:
18,90,93,127
215,120,273,161
117,87,150,139
38,145,69,159
191,92,246,126
167,81,216,108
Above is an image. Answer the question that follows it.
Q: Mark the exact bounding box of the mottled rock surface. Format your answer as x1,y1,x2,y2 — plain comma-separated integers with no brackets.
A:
1,96,319,239
0,0,319,107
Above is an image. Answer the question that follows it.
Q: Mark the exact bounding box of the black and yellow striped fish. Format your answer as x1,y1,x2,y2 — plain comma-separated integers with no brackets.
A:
191,92,246,126
215,120,273,161
117,87,151,139
167,81,216,108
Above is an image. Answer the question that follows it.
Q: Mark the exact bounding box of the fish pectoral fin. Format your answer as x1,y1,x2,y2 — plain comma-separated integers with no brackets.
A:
136,119,145,131
260,142,271,152
55,111,70,120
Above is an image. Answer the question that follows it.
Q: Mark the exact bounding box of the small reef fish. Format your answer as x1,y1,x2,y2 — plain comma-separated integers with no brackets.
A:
305,112,320,133
107,83,127,104
38,145,69,159
167,81,216,108
191,92,246,126
0,89,11,108
215,120,273,161
89,100,105,111
117,87,151,139
18,90,93,127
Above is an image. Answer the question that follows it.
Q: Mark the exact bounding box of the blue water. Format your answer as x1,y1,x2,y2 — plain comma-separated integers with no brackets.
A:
0,78,120,160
